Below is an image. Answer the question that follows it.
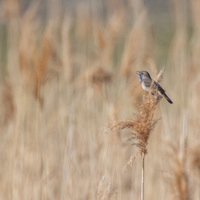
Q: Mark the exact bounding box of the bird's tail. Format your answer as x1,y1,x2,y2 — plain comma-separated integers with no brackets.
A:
162,93,173,104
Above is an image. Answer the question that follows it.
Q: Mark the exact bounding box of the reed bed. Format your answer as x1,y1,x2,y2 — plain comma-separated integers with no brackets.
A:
0,0,200,200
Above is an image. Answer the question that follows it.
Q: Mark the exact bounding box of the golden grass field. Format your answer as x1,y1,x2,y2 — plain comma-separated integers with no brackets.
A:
0,0,200,199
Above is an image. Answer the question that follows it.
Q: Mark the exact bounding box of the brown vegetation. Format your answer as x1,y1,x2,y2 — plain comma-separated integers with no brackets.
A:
0,0,200,199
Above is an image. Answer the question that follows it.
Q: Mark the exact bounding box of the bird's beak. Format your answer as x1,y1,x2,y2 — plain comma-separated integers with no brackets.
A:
136,71,141,75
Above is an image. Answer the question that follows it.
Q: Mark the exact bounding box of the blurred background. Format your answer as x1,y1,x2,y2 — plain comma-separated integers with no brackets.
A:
0,0,199,199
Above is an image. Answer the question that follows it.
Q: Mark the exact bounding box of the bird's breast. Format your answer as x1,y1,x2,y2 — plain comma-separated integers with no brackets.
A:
141,82,149,92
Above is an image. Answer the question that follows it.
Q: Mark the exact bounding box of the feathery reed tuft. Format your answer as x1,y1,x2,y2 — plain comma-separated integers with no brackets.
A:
79,66,112,95
120,1,153,79
190,146,200,179
1,79,15,125
166,142,190,200
110,93,159,156
97,176,117,200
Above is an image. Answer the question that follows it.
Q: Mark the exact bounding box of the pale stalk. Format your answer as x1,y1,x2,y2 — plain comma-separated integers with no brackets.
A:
141,153,145,200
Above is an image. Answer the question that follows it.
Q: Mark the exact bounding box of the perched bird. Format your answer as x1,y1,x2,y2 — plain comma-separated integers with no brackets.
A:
136,71,173,104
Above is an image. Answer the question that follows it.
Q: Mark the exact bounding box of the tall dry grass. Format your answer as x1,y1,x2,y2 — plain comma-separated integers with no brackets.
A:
0,0,200,200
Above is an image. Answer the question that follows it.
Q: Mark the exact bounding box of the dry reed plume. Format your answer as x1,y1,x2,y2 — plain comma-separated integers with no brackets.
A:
61,17,73,82
120,0,154,79
97,176,117,200
166,142,190,200
190,146,200,180
95,0,125,69
1,79,15,125
109,92,160,163
19,8,58,107
77,66,112,96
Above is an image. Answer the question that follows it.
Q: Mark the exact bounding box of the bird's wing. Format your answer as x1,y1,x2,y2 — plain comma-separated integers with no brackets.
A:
143,79,151,87
153,81,165,94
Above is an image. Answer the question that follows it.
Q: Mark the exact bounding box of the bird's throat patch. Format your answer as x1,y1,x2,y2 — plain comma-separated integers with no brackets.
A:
139,74,142,84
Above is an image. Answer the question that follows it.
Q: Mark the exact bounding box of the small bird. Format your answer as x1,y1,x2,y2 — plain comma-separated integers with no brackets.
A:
136,71,173,104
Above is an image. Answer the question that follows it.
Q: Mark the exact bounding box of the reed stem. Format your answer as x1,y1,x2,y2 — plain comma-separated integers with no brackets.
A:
141,153,145,200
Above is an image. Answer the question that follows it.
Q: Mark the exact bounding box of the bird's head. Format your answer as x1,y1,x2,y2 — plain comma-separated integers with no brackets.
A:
136,71,151,79
136,71,151,84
